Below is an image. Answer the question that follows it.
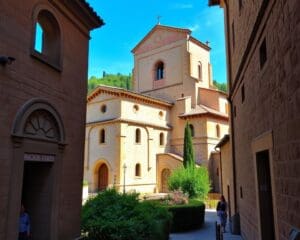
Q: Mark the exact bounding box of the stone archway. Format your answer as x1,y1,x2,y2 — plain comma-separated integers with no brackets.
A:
98,164,108,191
161,168,171,193
7,99,65,240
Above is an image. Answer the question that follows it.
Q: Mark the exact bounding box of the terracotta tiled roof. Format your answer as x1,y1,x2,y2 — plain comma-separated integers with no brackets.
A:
87,85,173,107
81,0,103,24
216,134,230,148
179,104,228,120
157,153,183,161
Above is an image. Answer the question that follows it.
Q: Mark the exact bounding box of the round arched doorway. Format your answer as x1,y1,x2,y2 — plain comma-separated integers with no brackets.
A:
9,99,65,240
98,164,108,191
161,168,171,193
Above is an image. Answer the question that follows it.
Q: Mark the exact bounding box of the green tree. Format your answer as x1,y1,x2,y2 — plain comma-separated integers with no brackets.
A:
213,80,228,92
183,122,195,168
87,73,133,93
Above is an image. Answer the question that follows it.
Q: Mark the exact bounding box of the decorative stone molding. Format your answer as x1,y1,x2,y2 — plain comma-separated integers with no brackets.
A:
11,98,66,144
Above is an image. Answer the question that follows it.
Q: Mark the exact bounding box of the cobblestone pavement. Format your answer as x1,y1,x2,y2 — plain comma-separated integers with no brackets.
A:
170,210,243,240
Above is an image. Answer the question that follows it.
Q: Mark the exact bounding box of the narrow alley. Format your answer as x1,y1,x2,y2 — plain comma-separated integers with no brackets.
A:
170,210,243,240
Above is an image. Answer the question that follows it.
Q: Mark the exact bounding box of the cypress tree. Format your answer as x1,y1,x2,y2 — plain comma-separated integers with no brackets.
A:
183,122,195,168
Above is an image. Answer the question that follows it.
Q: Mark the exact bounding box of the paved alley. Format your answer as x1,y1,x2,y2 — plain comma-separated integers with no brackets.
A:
170,210,243,240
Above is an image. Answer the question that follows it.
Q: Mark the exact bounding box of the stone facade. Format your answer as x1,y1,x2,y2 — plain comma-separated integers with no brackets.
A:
0,1,103,239
85,25,229,194
210,0,300,239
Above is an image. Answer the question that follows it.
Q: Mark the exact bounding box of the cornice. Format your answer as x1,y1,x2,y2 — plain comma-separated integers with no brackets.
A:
86,118,172,131
87,86,173,108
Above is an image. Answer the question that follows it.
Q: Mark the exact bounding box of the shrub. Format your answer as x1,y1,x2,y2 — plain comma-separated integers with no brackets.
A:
81,189,171,240
165,199,205,232
168,166,210,200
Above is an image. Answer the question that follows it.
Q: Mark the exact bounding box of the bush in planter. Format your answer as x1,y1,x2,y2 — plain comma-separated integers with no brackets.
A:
81,189,171,240
166,199,205,232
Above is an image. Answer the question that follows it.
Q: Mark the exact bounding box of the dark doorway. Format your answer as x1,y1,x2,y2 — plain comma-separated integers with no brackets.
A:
98,164,108,191
22,161,54,240
256,150,275,240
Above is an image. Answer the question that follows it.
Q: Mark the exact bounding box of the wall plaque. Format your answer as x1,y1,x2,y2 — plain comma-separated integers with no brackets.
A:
24,153,55,162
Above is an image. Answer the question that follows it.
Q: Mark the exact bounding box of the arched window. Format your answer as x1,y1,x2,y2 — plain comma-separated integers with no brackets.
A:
155,61,164,80
100,129,105,143
135,163,141,177
189,124,195,137
216,124,220,138
33,10,61,67
159,132,164,146
135,128,141,143
198,62,202,81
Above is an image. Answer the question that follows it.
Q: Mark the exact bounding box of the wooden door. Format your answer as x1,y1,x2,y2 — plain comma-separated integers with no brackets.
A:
256,150,275,240
161,169,170,193
98,164,108,191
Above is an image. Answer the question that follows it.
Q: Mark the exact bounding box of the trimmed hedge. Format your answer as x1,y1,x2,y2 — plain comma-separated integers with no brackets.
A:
166,200,205,232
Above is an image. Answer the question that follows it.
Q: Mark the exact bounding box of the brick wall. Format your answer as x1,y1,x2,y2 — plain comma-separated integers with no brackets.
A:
0,0,101,239
225,0,300,239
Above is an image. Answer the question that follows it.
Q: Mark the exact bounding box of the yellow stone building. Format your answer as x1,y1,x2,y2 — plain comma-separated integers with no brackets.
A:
84,25,229,194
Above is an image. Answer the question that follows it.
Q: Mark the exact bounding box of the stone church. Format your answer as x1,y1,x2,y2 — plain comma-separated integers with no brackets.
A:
85,24,229,194
0,1,102,239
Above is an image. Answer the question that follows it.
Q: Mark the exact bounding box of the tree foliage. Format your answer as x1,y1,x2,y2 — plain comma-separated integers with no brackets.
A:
88,72,132,93
168,166,210,200
183,122,195,168
213,80,228,92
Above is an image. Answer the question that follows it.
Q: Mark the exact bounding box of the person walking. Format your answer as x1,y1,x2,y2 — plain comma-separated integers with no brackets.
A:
19,203,31,240
216,195,227,233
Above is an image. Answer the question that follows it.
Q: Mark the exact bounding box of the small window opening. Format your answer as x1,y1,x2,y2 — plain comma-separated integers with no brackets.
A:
135,128,141,143
189,124,195,137
34,23,43,53
260,39,267,69
216,124,220,138
133,104,139,112
155,61,164,80
100,129,105,143
101,105,107,113
198,62,202,81
240,186,243,199
159,132,164,146
135,164,141,177
159,111,164,118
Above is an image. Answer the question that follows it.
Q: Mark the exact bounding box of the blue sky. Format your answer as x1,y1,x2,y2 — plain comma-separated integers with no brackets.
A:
86,0,226,83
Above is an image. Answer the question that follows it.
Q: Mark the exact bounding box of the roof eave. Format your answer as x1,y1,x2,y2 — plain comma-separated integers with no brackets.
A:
215,134,230,148
179,112,229,121
61,0,104,30
208,0,221,6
